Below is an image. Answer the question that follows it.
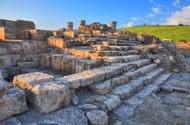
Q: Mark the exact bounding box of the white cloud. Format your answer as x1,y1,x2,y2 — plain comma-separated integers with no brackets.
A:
173,0,180,6
148,14,155,18
124,21,134,27
131,17,139,21
166,5,190,25
151,7,160,14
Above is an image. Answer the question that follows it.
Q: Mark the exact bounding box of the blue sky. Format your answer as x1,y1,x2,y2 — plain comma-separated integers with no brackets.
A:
0,0,190,29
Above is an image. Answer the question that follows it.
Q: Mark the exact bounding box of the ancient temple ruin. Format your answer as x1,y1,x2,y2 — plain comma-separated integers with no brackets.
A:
0,19,190,125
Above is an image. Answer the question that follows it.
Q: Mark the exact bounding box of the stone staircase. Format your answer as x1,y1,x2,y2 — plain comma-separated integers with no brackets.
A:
0,40,172,124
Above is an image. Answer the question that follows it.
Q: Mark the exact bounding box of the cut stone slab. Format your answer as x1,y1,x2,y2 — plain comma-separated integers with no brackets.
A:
0,81,28,121
102,55,141,63
90,81,112,94
29,81,71,113
18,61,38,68
78,104,99,112
38,107,88,125
111,85,133,100
13,72,70,114
86,110,108,125
13,72,54,90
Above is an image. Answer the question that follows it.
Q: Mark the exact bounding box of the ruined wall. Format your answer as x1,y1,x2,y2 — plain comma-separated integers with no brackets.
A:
0,27,5,40
0,19,36,40
47,37,65,48
39,54,101,75
0,40,48,67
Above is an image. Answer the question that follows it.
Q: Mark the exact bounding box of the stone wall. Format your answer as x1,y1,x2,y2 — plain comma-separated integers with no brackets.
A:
48,37,65,48
0,40,48,67
39,54,101,75
0,19,35,40
0,27,4,40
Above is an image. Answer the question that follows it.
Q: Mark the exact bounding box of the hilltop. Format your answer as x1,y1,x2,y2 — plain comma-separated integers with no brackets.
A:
119,25,190,42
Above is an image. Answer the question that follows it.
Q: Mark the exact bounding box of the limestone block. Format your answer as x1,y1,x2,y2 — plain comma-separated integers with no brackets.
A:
29,81,70,113
128,79,144,93
13,72,54,90
7,43,21,54
103,94,121,111
86,110,108,125
38,107,88,125
0,44,7,55
18,61,38,68
90,81,112,94
0,54,21,67
0,80,28,121
78,104,99,112
0,27,5,40
111,85,133,100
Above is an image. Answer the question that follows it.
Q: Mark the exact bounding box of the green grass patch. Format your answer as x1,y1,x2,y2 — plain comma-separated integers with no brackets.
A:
119,25,190,42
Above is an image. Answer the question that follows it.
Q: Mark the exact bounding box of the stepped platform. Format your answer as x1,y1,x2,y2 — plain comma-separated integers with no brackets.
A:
0,40,173,124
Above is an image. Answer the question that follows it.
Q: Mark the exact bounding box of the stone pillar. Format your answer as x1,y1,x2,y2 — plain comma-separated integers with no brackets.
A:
80,20,86,27
67,22,73,31
108,21,117,30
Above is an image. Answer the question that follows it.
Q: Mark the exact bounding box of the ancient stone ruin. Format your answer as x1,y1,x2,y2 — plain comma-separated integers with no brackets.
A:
0,19,190,125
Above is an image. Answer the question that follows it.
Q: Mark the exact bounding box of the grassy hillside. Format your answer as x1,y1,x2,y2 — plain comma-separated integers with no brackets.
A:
119,25,190,41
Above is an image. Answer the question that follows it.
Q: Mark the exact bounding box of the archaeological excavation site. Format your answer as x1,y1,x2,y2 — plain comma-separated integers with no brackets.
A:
0,19,190,125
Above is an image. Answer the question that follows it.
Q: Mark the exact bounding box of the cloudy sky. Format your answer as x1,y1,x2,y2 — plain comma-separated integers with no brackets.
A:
0,0,190,29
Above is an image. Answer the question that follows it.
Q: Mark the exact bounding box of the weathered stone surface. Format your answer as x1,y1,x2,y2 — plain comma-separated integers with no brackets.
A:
126,59,151,68
90,81,112,94
0,118,22,125
18,61,38,68
113,104,134,120
13,72,54,90
29,81,71,113
38,107,88,125
0,81,28,121
111,85,133,100
86,110,108,125
78,104,99,111
103,94,121,111
102,55,141,63
13,72,70,114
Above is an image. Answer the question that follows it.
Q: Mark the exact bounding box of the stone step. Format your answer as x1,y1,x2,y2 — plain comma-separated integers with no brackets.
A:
58,65,124,90
90,62,155,95
78,72,169,114
102,55,141,63
94,45,136,51
111,68,164,100
112,73,171,122
39,54,101,74
101,41,136,46
0,80,28,121
96,50,140,56
18,61,38,68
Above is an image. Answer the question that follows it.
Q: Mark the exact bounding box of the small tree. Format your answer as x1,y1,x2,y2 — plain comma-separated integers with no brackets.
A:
178,24,184,26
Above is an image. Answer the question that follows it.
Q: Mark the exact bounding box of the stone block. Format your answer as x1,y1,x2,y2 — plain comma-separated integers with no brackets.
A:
38,107,88,125
86,110,108,125
7,43,21,54
0,81,28,121
90,81,112,94
103,94,121,111
111,85,133,100
13,72,54,90
29,81,70,113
